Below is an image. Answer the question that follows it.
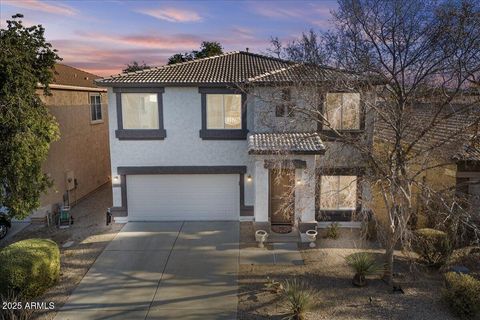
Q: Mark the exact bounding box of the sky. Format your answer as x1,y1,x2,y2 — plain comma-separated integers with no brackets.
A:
0,0,337,76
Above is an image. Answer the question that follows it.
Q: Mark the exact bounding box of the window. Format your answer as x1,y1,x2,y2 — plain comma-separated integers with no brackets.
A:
276,88,294,118
206,94,241,129
320,175,357,210
121,93,159,129
324,92,360,130
90,94,102,122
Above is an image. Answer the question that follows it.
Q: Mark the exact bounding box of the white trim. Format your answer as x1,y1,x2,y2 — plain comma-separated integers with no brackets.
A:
37,83,107,92
240,216,254,222
114,216,128,224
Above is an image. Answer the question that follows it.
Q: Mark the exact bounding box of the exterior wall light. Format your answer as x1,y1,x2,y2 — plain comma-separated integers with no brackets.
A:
112,175,120,183
247,174,252,182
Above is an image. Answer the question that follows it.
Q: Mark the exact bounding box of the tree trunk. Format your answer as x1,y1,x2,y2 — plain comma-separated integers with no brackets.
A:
384,246,395,286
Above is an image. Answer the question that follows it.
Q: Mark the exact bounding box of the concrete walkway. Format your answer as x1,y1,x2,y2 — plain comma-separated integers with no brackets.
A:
56,221,239,320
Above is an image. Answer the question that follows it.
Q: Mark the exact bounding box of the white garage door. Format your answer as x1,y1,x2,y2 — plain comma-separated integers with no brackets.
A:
127,174,240,221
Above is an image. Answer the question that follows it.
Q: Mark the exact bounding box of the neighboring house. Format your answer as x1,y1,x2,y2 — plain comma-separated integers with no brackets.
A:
97,51,375,229
374,97,480,227
32,64,111,223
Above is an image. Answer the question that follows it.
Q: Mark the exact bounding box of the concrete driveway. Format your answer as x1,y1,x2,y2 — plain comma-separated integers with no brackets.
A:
56,221,239,320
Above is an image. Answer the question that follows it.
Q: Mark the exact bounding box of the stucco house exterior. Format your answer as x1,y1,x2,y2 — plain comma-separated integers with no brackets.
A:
32,64,111,223
97,52,374,230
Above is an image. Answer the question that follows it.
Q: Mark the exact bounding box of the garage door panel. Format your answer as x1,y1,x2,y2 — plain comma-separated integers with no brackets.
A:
127,174,239,221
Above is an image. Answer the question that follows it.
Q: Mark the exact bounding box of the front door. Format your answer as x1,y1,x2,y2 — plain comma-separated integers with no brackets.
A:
269,169,295,225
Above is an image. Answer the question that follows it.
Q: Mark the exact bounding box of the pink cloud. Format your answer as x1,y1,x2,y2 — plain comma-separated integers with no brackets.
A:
75,31,201,50
2,0,77,16
136,7,202,23
250,2,334,29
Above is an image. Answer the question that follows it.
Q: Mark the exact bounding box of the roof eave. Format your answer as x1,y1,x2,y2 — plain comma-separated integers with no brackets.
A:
248,149,326,155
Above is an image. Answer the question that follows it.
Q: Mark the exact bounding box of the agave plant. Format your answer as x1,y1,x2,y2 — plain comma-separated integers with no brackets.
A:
281,278,316,320
345,252,384,287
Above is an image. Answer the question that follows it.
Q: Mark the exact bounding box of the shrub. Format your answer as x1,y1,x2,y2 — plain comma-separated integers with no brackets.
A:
443,272,480,319
413,228,452,267
281,278,316,320
0,291,34,320
345,252,384,287
0,238,60,298
325,222,339,239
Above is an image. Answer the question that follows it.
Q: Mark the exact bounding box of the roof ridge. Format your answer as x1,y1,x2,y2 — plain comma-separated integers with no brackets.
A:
54,63,101,78
247,64,300,82
99,51,241,81
237,51,296,65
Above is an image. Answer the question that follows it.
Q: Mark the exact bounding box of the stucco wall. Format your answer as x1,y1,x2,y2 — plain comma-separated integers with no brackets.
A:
108,87,255,207
38,89,110,209
253,87,318,133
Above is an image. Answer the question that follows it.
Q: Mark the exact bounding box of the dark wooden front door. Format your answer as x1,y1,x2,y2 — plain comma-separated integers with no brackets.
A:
269,169,295,225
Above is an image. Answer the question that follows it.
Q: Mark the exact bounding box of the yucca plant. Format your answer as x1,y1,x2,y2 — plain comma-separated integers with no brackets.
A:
345,252,384,287
281,278,316,320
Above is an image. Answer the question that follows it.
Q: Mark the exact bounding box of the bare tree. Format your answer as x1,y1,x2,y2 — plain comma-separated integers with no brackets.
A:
255,0,480,286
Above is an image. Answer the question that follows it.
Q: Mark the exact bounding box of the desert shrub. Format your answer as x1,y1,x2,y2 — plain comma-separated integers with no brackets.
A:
0,238,60,298
0,291,34,320
325,222,339,239
443,272,480,319
281,278,316,320
345,252,384,286
413,228,452,267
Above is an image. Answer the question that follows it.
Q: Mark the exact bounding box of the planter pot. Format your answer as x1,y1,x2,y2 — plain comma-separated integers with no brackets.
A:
306,229,318,248
352,273,367,287
255,230,268,248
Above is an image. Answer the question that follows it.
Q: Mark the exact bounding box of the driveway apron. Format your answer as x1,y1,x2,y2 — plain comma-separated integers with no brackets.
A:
56,221,239,320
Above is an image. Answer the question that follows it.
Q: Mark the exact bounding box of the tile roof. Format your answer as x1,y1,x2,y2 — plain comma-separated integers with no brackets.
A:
375,103,480,161
96,51,360,86
52,64,101,88
248,132,326,155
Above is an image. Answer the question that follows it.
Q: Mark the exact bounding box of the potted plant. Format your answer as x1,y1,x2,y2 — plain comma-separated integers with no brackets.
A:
345,252,384,287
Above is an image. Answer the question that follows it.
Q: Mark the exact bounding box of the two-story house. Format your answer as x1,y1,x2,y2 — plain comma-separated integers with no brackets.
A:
97,52,373,230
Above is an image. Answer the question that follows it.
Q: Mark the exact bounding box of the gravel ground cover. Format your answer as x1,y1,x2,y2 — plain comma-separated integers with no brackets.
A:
238,222,456,320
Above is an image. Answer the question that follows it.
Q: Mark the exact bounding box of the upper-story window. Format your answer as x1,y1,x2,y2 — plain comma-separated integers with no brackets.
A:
276,88,294,118
206,94,242,129
324,92,361,130
122,93,159,129
199,87,247,140
113,87,166,140
90,93,102,122
320,175,357,210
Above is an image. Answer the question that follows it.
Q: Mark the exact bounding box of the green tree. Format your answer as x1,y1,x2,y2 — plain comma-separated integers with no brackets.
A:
0,14,60,219
123,60,151,73
167,41,223,65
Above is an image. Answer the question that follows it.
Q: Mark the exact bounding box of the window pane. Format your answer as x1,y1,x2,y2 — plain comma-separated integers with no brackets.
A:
276,105,285,117
320,175,338,209
320,175,357,210
224,94,241,129
91,104,96,121
338,176,357,210
206,95,224,129
342,93,360,129
95,104,102,120
122,93,159,129
325,93,342,129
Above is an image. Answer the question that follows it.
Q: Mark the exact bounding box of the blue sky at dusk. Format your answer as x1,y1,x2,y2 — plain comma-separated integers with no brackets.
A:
0,0,337,76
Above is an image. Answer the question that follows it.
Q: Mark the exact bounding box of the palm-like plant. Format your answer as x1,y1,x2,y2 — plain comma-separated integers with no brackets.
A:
345,252,384,287
281,278,316,320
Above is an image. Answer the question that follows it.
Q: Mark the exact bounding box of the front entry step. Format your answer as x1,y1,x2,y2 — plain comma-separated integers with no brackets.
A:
267,226,300,243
